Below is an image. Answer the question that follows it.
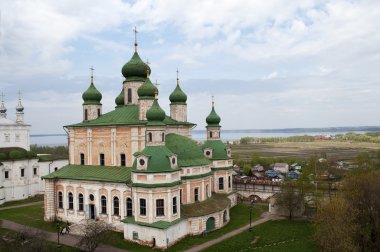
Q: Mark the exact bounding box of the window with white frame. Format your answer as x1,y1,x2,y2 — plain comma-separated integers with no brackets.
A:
156,199,164,216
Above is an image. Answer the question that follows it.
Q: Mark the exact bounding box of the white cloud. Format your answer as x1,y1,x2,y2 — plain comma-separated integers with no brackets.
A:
1,0,380,132
262,72,278,80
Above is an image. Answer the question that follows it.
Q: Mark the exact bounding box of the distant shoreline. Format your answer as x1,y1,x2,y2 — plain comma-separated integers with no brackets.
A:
30,126,380,137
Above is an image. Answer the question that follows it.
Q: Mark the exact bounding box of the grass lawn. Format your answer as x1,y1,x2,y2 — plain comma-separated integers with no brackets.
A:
202,220,318,252
103,203,267,252
0,228,79,252
0,194,44,208
0,203,59,232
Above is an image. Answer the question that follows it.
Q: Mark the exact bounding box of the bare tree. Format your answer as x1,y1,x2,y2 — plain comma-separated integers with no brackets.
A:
77,220,112,252
274,182,304,220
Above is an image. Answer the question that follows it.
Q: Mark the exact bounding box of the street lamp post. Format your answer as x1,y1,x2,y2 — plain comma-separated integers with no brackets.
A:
56,222,61,249
249,199,255,232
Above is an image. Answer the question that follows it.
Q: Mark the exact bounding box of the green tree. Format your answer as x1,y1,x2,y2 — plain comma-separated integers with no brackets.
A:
243,164,251,176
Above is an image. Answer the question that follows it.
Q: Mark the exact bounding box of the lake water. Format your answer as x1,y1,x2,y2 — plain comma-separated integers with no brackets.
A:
30,129,374,146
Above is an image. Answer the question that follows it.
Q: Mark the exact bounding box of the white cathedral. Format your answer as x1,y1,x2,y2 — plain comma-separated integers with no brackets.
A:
0,95,68,205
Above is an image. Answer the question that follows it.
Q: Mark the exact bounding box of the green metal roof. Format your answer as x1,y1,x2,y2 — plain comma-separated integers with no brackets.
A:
181,193,230,218
202,140,229,160
42,165,131,183
165,133,211,167
132,146,179,173
122,216,183,229
66,105,195,127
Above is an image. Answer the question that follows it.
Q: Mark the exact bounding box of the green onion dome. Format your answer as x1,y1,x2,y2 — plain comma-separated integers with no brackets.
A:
146,99,166,122
115,89,124,106
121,52,151,81
169,83,187,104
206,103,221,127
137,77,155,98
82,81,102,105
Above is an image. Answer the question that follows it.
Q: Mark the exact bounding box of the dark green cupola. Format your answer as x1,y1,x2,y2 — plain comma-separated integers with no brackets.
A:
206,100,221,127
137,70,155,98
115,89,124,107
169,77,187,104
121,34,151,82
82,76,102,105
146,98,166,124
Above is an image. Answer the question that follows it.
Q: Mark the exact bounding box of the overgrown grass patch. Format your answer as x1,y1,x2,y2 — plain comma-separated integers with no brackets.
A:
202,220,318,252
0,203,59,232
0,195,44,208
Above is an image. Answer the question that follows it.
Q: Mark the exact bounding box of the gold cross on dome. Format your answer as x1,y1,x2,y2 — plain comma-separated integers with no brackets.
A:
17,90,22,100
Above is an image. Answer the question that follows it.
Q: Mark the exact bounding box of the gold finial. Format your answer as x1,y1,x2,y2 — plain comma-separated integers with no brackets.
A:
154,80,160,99
176,68,179,85
90,66,95,84
146,60,150,77
212,96,214,107
17,90,22,101
133,26,138,52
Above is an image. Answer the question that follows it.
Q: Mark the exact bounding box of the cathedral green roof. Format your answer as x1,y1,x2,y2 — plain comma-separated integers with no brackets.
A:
137,77,155,98
181,193,230,218
132,146,179,173
82,82,102,105
115,89,124,107
66,105,195,127
206,104,221,127
165,133,211,167
121,51,151,82
169,83,187,104
42,165,131,183
202,140,229,160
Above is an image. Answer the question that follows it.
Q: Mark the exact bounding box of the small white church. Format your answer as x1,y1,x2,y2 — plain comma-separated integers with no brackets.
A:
0,94,68,205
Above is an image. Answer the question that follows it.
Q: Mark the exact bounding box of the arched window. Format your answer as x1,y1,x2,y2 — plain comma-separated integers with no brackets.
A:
84,109,88,121
126,198,133,217
210,131,213,138
228,176,231,188
206,184,209,199
113,197,119,216
68,192,73,210
78,193,84,211
148,132,153,142
162,132,165,142
101,196,107,214
58,191,63,208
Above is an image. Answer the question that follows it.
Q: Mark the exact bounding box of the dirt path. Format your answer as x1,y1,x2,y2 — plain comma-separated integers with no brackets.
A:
0,219,128,252
183,212,276,252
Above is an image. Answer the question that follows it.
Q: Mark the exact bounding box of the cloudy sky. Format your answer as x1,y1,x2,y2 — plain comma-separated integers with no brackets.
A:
1,0,380,134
